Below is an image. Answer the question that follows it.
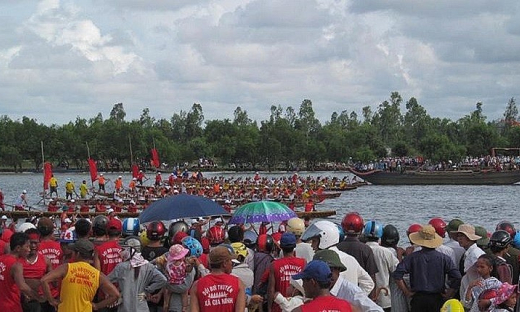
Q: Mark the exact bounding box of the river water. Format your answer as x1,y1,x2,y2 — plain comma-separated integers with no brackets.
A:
1,171,519,240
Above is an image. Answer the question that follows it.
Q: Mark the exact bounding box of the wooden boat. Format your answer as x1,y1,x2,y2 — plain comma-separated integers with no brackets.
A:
5,209,336,220
347,167,520,185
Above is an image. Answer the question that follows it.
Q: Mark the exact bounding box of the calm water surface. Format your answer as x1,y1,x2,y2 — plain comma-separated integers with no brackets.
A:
1,171,519,239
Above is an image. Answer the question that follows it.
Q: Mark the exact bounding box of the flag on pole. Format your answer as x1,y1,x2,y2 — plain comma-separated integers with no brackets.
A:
132,164,139,178
151,148,160,168
88,158,98,182
43,162,52,190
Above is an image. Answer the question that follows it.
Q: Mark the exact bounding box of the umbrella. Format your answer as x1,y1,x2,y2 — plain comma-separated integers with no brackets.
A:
138,194,229,223
228,201,297,224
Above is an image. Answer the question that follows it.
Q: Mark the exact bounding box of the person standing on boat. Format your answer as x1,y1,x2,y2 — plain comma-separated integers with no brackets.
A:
114,176,123,193
65,178,75,200
154,172,162,187
14,190,28,211
97,173,106,192
137,170,146,185
0,187,5,211
49,175,58,198
80,180,89,199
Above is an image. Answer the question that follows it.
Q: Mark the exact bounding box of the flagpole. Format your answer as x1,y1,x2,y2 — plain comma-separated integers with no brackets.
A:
129,135,134,170
86,142,93,187
41,141,46,205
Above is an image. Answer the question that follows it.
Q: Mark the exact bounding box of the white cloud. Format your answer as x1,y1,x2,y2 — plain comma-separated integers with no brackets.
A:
0,0,519,125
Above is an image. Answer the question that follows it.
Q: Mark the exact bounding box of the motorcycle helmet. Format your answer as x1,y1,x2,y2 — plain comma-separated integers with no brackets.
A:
341,212,364,234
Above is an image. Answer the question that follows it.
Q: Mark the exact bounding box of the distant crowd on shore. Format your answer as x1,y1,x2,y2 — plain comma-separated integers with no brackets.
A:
352,154,520,173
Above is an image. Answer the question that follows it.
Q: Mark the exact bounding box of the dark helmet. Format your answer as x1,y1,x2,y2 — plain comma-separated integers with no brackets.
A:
168,220,190,239
228,225,244,243
146,221,166,241
406,223,422,237
93,215,109,236
381,224,400,247
243,230,258,249
496,221,516,239
257,234,274,253
122,235,142,253
341,212,364,234
207,226,225,245
428,218,447,238
489,230,512,249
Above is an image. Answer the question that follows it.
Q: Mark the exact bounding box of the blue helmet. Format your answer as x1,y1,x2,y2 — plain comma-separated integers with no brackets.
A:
122,218,140,237
512,231,520,249
181,236,203,258
363,220,384,239
337,224,345,242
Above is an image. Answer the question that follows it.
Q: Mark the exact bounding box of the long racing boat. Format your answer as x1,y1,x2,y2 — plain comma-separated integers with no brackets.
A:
347,167,520,185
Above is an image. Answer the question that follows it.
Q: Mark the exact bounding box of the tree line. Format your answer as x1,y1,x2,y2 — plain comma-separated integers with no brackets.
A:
1,92,519,172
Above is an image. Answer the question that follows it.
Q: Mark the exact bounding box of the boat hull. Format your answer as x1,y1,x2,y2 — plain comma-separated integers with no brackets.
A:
347,168,520,185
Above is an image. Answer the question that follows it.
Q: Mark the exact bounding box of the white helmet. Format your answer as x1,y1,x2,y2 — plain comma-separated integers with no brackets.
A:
301,220,339,249
287,217,305,236
17,222,37,233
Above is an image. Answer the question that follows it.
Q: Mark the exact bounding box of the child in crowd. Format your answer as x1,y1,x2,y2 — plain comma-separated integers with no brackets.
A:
163,244,189,311
490,283,517,311
273,278,305,312
464,254,502,312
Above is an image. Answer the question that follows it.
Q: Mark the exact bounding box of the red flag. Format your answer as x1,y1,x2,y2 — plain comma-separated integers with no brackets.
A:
132,164,139,178
151,148,160,168
88,158,98,183
43,162,52,190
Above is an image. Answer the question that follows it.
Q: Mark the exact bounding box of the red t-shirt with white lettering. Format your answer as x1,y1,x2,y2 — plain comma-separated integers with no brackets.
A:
0,254,22,312
196,273,239,312
95,240,122,275
272,256,306,312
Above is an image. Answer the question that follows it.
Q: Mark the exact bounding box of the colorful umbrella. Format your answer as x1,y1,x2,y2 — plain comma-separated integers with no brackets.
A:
138,194,229,223
228,200,297,224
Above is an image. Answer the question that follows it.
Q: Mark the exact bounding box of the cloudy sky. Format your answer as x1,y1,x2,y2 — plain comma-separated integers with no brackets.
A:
1,0,519,126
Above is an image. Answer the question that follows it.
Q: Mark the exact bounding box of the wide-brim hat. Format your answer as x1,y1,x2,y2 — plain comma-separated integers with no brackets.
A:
450,224,481,241
495,282,518,305
167,244,189,261
409,224,443,248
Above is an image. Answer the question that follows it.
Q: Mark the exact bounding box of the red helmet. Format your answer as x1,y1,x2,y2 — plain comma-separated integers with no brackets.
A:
257,234,274,252
407,223,422,237
428,218,447,238
341,212,364,234
496,221,516,239
206,226,225,245
146,221,166,241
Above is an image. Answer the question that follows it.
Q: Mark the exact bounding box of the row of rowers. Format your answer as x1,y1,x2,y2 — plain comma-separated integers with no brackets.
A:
3,212,519,311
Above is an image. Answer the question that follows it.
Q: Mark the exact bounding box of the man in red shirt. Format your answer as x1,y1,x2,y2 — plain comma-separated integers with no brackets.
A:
0,232,42,312
37,217,63,269
268,232,306,312
190,246,246,312
20,228,53,312
94,218,122,275
291,260,352,312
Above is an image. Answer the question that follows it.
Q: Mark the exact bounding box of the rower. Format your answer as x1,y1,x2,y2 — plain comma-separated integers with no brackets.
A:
14,190,28,211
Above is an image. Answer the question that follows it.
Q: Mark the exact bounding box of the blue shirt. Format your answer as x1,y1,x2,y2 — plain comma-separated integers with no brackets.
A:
393,248,461,293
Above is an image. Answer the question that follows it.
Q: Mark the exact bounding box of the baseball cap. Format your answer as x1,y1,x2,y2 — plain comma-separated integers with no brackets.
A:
107,208,115,214
313,249,346,272
292,260,332,283
108,219,122,232
1,215,7,220
209,245,238,264
69,239,94,255
280,232,297,248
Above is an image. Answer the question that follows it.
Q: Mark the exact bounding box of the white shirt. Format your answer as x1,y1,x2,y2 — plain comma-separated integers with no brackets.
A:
444,238,465,266
331,275,384,312
329,246,375,295
436,244,457,266
366,241,399,309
